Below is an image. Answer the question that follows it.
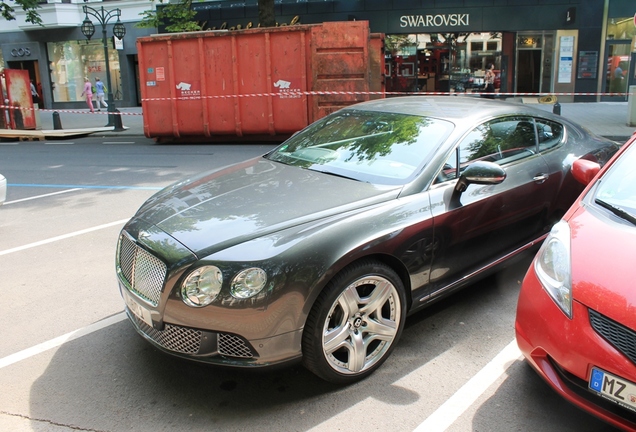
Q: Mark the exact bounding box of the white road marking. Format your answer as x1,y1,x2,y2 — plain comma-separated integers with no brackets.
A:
4,188,82,205
0,218,129,256
103,141,136,145
413,339,522,432
45,142,75,145
0,313,127,369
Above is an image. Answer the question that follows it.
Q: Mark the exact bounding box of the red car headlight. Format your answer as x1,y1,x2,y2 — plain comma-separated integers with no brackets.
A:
535,220,573,318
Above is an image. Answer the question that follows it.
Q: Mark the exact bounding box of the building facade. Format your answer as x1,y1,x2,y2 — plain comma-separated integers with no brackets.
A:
0,0,634,110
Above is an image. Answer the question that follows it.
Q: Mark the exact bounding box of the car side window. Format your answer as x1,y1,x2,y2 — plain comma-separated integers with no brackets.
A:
434,116,539,184
458,116,537,168
535,119,564,152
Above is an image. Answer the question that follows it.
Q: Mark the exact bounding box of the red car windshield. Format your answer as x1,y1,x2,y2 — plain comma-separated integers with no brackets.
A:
593,141,636,223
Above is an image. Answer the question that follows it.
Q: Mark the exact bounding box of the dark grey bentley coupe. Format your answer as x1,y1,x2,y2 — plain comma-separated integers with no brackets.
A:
117,97,618,383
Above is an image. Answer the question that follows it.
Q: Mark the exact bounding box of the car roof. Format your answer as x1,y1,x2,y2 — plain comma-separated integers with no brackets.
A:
345,96,562,125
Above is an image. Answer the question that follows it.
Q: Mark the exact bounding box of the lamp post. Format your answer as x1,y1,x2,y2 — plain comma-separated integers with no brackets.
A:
80,2,126,131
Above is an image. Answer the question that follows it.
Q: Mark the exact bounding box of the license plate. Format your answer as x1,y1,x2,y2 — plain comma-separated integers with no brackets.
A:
122,289,153,327
589,367,636,412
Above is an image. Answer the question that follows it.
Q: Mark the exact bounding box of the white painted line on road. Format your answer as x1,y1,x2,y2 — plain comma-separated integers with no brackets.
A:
0,313,127,370
103,141,136,145
0,218,129,256
413,339,522,432
45,142,75,145
4,188,82,205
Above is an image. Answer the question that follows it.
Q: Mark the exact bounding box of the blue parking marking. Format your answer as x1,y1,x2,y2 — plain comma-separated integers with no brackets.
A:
8,183,163,190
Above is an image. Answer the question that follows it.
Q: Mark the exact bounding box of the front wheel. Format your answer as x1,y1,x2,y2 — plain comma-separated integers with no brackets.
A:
302,260,407,384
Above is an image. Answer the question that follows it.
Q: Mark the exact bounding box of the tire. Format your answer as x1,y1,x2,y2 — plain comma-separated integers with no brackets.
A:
302,260,407,384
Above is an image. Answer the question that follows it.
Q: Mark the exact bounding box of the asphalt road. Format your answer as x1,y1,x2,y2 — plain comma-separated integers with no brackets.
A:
0,136,620,432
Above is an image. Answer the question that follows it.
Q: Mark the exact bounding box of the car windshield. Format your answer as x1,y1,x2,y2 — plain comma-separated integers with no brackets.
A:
593,141,636,223
266,109,453,185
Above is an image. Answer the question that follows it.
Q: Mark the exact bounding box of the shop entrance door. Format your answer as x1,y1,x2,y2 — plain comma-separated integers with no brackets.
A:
517,50,541,94
7,59,41,105
603,40,631,101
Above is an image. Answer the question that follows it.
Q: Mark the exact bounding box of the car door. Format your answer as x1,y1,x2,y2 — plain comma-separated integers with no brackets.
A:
419,116,552,299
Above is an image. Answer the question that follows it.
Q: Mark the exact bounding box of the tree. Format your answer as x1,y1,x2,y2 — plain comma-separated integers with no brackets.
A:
258,0,275,27
137,0,277,32
137,0,202,32
1,0,42,26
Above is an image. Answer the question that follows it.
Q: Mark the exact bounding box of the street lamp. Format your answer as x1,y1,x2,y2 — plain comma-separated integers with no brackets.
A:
80,1,126,131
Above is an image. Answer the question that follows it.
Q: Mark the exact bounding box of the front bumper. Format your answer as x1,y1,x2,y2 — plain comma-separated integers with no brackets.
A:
123,302,303,368
515,265,636,430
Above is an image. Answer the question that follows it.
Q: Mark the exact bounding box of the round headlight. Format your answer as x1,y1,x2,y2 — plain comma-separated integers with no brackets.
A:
230,268,267,299
181,266,223,307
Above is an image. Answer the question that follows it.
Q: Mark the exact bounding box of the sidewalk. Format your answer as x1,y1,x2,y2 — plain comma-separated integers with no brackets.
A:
36,106,144,138
14,100,636,143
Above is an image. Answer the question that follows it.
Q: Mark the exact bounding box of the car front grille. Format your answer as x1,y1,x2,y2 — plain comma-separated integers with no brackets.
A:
589,309,636,365
118,233,166,306
129,313,255,359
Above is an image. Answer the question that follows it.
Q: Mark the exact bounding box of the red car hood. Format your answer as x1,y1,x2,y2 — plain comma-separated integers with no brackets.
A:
570,205,636,328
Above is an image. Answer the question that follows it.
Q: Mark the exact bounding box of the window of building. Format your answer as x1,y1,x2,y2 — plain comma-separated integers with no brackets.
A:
607,17,636,40
47,39,122,103
384,32,501,94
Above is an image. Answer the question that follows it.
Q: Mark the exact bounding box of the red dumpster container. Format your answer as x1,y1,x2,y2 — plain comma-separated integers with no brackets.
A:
138,21,384,142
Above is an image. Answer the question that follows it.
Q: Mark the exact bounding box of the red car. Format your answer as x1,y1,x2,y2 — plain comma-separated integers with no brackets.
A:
516,133,636,430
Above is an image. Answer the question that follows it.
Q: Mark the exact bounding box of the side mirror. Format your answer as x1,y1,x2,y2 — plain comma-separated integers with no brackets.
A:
455,161,507,193
571,158,600,186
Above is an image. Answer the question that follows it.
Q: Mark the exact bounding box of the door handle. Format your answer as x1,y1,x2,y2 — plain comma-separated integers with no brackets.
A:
533,173,549,183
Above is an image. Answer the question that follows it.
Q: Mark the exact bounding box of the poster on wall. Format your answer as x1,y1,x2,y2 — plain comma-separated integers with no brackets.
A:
558,36,574,84
4,69,36,130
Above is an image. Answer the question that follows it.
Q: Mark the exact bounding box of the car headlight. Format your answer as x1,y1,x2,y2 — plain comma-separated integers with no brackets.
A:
230,268,267,299
535,220,572,318
181,266,223,307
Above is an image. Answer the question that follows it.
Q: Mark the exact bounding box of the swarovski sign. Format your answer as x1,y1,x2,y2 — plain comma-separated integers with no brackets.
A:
400,13,470,28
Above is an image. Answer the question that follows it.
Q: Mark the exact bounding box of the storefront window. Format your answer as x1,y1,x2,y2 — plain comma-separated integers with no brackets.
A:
607,17,636,40
47,40,122,103
385,33,501,94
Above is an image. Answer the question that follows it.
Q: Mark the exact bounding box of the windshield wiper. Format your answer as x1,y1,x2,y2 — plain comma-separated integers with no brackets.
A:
310,167,361,182
595,198,636,226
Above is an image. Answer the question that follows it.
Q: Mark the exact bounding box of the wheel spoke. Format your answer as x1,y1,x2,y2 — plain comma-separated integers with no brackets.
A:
338,286,361,317
348,330,366,372
323,324,351,354
360,279,392,315
364,317,397,341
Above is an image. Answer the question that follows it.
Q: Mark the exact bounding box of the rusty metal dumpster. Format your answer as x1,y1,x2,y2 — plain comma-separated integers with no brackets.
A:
138,21,384,142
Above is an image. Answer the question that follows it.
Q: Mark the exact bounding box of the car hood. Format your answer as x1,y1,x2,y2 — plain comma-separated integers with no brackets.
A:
134,157,402,255
570,205,636,329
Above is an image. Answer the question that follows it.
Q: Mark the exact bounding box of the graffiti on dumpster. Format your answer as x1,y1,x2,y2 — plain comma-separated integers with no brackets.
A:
274,79,301,99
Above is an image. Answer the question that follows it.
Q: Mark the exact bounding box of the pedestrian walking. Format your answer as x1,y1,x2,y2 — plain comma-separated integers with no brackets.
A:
481,63,496,99
94,77,108,111
81,77,95,113
30,79,40,105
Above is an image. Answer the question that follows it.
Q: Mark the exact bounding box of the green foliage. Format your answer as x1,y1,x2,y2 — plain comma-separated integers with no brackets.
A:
1,0,42,25
385,35,413,54
137,0,277,32
136,0,202,32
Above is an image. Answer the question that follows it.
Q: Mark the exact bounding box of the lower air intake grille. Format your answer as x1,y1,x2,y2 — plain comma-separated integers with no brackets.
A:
129,313,255,359
218,334,254,358
132,314,202,355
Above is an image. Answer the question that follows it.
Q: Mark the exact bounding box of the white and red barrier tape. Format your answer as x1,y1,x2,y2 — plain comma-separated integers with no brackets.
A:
0,90,633,116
